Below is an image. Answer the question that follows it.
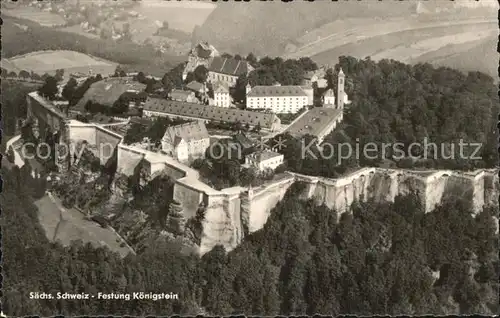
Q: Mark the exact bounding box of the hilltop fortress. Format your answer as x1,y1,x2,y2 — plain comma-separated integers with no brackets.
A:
69,121,500,255
26,91,499,255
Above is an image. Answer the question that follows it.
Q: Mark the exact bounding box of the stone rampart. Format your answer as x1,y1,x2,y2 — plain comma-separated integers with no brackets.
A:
64,121,498,256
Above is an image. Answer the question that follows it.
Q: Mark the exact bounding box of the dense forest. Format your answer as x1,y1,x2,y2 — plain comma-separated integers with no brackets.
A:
2,164,498,316
271,56,499,177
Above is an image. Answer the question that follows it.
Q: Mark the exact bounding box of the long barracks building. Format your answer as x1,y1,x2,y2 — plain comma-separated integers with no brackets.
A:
142,98,281,132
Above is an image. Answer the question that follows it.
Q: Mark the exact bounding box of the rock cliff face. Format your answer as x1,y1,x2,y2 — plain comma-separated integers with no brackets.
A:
196,168,498,255
108,136,499,256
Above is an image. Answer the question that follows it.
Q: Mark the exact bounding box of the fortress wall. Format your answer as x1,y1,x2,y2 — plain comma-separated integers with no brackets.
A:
471,172,486,214
95,126,122,165
483,171,499,209
160,162,187,181
247,175,296,233
117,145,146,176
424,173,450,213
68,124,97,145
199,193,243,255
173,180,205,219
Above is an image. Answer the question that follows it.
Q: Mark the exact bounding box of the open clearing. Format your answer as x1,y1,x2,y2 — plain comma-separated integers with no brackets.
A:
35,194,132,258
3,7,66,27
3,50,117,77
135,0,216,33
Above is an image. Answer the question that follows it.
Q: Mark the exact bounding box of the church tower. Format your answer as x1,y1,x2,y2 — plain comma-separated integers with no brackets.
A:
337,68,345,110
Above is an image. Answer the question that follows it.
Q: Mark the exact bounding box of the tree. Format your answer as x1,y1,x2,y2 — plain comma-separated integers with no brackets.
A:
246,52,258,67
55,69,65,82
136,71,147,83
1,67,7,77
38,76,59,100
161,73,174,94
298,57,318,72
114,66,127,77
30,72,42,81
193,65,209,83
18,70,30,79
62,77,78,101
162,21,169,30
8,71,17,78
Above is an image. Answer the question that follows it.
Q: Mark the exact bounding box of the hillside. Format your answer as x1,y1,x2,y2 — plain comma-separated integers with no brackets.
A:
197,1,420,56
197,1,497,77
1,15,184,76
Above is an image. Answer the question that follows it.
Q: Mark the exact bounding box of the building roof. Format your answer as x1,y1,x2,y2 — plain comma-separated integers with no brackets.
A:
323,88,335,97
143,98,279,129
209,56,249,77
285,107,342,138
76,77,146,109
186,81,205,92
248,150,283,162
170,89,194,101
233,133,255,149
213,81,229,94
162,121,209,146
247,85,308,98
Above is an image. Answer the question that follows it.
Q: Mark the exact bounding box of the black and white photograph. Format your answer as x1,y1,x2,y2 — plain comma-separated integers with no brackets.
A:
1,0,499,316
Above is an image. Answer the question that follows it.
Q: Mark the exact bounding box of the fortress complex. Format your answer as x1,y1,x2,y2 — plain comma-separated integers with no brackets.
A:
25,72,499,256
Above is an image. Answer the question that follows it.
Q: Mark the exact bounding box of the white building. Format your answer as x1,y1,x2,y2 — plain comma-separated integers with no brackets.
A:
323,67,351,109
245,150,284,171
210,82,231,108
323,88,336,105
246,84,309,114
161,121,210,163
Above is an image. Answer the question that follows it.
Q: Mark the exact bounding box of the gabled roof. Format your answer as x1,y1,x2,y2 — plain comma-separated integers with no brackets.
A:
186,81,205,92
209,56,249,77
162,121,209,146
170,89,194,101
247,85,308,97
285,107,342,138
323,88,335,97
213,81,229,94
143,98,279,129
233,133,255,149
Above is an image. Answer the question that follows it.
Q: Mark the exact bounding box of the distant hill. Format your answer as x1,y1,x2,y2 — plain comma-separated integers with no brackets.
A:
198,1,497,56
197,1,421,56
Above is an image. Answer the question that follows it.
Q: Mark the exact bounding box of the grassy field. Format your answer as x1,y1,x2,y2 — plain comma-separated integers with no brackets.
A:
3,50,117,77
3,7,66,27
35,194,132,258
